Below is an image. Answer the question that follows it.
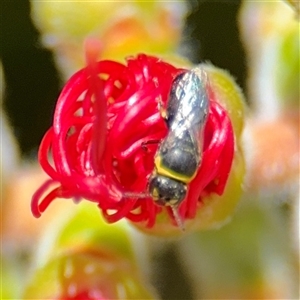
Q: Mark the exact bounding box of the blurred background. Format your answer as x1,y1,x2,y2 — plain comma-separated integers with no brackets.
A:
1,0,246,158
1,0,299,299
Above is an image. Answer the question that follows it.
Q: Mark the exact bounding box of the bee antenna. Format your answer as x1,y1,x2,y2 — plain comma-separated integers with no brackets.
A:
171,206,185,232
123,192,150,199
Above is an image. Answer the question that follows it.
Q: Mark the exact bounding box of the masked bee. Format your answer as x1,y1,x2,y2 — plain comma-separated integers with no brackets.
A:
124,67,209,229
148,67,210,228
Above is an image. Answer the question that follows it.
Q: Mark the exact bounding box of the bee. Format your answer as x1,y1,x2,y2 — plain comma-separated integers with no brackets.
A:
124,67,209,229
148,67,210,228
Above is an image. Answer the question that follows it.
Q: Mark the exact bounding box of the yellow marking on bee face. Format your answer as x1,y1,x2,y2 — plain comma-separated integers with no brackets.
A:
169,199,178,206
154,155,196,184
161,199,180,207
151,187,159,200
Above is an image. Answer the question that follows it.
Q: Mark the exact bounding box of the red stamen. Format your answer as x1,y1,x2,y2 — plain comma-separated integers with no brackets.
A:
32,53,235,228
84,39,107,174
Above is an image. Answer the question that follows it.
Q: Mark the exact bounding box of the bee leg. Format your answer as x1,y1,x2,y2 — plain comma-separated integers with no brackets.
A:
157,97,168,120
141,139,161,152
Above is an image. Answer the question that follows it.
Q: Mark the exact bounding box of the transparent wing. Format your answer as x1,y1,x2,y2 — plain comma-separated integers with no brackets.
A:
165,67,210,151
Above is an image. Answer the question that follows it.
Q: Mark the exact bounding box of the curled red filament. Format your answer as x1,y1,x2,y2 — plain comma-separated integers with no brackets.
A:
31,54,234,228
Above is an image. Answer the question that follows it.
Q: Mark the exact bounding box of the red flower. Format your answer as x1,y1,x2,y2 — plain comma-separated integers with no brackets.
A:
31,54,234,228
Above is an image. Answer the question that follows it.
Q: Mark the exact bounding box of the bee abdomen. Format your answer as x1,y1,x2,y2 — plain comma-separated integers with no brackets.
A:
160,147,198,180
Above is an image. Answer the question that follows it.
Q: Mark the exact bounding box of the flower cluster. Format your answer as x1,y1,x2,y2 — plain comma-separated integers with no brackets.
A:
31,54,234,228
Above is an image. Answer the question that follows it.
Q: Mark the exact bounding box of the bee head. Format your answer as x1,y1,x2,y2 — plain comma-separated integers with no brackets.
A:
149,175,187,207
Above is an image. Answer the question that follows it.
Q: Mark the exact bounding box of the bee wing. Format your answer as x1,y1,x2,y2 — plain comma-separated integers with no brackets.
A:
167,67,210,151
